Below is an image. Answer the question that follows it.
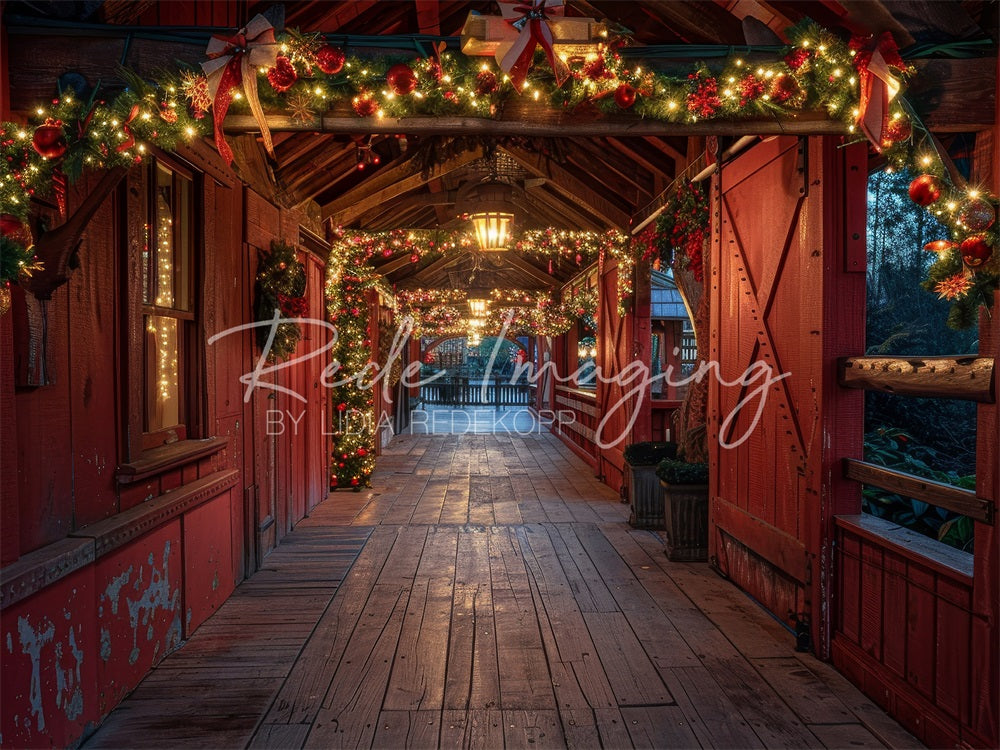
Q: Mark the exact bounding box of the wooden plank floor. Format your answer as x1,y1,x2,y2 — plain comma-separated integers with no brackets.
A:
84,433,923,749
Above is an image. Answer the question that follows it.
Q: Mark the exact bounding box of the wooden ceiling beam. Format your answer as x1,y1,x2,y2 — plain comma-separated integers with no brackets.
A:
358,190,458,228
605,137,673,178
321,145,484,223
503,146,631,229
642,0,745,44
561,140,648,202
522,185,605,232
641,136,686,166
225,112,848,138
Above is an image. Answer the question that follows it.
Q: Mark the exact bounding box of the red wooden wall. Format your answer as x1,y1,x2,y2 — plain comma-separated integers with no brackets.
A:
0,156,330,747
707,136,867,654
832,127,999,748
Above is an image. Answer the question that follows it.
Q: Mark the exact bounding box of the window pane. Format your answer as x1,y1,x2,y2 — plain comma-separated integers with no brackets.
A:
144,315,181,432
151,164,193,311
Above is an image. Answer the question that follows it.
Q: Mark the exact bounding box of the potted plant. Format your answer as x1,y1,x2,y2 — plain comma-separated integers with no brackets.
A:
622,441,677,528
656,457,709,561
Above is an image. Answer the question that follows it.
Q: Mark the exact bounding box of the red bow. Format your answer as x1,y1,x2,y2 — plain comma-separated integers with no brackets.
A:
115,104,140,154
201,14,278,165
850,32,905,151
499,0,570,90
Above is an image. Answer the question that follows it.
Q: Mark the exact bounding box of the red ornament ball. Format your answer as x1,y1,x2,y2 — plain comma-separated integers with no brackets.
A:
880,117,911,147
357,447,367,456
959,197,995,231
32,118,66,159
350,477,359,486
960,235,993,268
316,45,346,75
267,56,297,93
352,92,378,117
382,247,394,258
475,70,499,96
410,252,420,264
614,83,636,109
908,174,943,207
387,63,418,95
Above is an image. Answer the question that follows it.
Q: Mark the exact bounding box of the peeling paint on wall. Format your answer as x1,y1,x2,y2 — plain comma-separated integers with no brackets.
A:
124,541,180,664
17,615,55,733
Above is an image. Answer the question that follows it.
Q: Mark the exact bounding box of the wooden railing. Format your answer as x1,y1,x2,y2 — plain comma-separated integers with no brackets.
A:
838,354,996,522
839,355,994,402
843,458,993,524
419,377,534,408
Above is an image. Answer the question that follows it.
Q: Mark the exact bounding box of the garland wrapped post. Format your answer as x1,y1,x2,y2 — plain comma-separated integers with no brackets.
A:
655,180,709,282
326,241,380,490
254,241,306,360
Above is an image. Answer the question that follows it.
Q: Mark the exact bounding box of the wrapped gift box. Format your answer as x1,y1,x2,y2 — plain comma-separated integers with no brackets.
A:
460,11,606,60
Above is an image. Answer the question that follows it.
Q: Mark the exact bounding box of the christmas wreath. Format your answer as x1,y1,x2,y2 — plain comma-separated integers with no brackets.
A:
254,241,306,360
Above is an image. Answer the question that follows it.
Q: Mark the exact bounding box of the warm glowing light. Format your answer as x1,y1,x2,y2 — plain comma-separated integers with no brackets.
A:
468,298,489,316
469,210,513,252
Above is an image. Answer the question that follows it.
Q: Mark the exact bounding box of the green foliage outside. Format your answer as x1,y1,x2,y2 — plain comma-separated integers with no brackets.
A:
865,169,978,553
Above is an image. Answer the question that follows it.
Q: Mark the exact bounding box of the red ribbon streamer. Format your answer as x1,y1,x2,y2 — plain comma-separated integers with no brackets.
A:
850,32,904,151
115,104,141,154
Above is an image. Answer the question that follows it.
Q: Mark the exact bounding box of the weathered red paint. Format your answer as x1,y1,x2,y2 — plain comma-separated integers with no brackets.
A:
1,568,98,748
182,492,236,635
707,136,866,654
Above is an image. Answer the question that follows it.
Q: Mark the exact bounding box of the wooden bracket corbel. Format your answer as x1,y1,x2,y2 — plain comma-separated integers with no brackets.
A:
23,166,128,300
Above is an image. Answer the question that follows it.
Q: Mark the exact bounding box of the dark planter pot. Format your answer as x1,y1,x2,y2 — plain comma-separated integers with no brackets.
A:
660,480,709,561
626,464,663,528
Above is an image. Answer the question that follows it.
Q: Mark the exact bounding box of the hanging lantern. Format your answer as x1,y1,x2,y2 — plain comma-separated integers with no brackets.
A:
468,297,489,316
457,180,516,252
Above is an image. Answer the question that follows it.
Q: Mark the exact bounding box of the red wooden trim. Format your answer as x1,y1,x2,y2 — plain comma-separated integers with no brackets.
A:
832,636,992,749
711,496,809,583
72,469,238,558
0,537,95,610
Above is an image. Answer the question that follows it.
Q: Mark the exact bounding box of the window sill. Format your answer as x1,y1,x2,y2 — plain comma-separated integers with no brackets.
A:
117,436,228,484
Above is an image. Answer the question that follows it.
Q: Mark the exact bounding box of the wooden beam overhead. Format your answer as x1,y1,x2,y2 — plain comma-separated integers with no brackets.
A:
321,145,484,223
415,0,441,35
503,145,631,229
225,112,849,139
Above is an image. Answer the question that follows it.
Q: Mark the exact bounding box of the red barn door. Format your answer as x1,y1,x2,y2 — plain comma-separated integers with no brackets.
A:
708,136,866,655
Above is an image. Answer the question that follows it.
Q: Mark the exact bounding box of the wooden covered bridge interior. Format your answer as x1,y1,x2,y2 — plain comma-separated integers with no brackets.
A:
0,1,997,748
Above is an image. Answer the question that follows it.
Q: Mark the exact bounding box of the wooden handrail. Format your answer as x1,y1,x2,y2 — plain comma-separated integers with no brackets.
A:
838,356,994,402
843,458,994,524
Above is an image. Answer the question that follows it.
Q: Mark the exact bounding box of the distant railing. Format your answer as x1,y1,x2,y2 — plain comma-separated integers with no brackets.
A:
420,377,534,408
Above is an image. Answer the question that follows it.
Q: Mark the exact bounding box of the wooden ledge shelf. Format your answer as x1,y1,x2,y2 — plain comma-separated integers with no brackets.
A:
834,514,973,579
1,538,96,611
73,469,240,558
117,436,229,483
838,355,995,402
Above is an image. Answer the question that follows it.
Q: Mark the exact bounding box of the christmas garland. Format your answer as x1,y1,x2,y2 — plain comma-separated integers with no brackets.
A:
655,181,710,282
254,241,307,360
326,243,379,490
1,16,996,331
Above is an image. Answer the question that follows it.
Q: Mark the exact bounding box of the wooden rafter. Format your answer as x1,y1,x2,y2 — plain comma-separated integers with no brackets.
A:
321,145,484,223
503,146,631,229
